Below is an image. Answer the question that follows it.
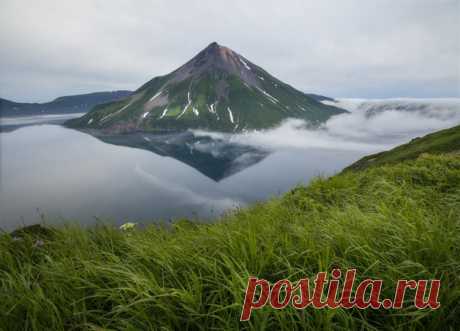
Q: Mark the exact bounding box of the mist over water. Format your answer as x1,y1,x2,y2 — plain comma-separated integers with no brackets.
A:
324,98,460,141
0,113,84,132
0,98,459,230
195,98,460,152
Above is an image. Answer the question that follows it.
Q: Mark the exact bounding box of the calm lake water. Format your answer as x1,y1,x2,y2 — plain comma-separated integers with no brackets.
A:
0,119,364,230
3,100,459,230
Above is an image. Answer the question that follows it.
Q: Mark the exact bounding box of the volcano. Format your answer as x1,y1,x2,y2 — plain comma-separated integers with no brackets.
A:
66,42,347,132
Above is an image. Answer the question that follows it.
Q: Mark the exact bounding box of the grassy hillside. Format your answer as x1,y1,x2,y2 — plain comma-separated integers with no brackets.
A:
345,124,460,171
1,151,459,329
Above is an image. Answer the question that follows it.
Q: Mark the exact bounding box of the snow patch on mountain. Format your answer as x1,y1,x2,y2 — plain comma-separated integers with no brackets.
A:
239,57,251,70
100,99,133,123
298,105,307,112
178,92,192,119
208,103,216,114
149,90,163,102
256,87,279,104
227,107,234,124
208,103,220,120
159,108,169,119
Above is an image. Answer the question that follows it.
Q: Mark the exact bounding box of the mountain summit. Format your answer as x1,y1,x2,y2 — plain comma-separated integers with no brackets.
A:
66,42,347,132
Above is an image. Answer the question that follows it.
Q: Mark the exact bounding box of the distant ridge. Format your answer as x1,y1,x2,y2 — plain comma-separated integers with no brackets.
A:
0,91,132,117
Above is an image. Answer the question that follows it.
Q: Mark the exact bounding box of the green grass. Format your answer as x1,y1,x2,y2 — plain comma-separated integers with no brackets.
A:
1,153,459,330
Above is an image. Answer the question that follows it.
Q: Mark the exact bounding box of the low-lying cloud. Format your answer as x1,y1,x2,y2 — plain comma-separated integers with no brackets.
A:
194,98,460,154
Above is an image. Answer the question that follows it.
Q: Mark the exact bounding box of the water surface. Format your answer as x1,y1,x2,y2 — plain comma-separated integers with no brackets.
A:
0,123,363,230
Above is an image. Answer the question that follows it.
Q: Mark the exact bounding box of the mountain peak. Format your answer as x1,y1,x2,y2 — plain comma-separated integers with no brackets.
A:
67,43,348,133
178,42,259,87
207,41,220,48
196,42,235,62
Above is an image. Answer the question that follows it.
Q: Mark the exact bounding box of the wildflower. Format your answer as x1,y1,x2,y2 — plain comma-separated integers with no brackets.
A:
34,239,45,247
119,222,137,231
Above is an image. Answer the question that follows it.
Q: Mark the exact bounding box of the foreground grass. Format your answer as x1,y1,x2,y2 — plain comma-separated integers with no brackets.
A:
1,153,459,330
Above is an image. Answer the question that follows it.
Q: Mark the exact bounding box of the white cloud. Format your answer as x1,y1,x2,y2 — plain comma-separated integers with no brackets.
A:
0,0,459,101
134,163,240,212
194,98,460,153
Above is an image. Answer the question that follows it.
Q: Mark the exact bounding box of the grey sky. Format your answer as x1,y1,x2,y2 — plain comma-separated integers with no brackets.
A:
1,0,459,102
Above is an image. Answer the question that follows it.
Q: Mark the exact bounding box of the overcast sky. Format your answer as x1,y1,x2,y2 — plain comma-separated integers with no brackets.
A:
1,0,459,102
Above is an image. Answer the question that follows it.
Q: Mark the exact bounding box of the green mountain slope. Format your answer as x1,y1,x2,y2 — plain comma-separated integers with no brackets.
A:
66,42,347,132
345,124,460,171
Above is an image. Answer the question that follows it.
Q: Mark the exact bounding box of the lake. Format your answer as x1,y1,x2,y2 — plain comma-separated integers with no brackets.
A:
3,102,459,231
0,119,364,230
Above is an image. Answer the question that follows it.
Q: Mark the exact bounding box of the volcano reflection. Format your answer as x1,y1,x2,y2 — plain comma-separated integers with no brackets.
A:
91,131,269,181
